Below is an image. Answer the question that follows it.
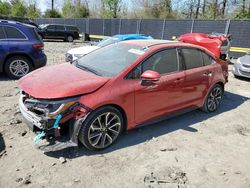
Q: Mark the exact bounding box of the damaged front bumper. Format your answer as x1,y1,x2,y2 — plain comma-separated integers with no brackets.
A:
19,94,44,130
19,93,91,151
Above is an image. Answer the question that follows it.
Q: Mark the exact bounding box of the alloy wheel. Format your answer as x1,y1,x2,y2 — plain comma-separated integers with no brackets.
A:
207,86,222,111
88,112,121,149
9,60,30,77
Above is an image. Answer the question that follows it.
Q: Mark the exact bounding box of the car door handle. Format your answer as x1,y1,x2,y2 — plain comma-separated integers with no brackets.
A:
203,72,212,77
174,78,184,83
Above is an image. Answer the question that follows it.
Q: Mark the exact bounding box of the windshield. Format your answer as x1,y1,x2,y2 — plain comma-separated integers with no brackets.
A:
97,37,119,47
76,43,146,77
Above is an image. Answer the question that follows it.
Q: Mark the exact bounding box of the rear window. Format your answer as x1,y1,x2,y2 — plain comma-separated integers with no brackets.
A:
182,48,203,69
30,28,42,41
0,26,5,39
4,26,26,39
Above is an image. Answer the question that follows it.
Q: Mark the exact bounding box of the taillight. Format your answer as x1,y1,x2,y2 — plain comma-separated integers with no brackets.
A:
32,43,44,50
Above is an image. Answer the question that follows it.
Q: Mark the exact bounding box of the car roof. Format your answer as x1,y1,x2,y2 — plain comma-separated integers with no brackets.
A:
123,39,179,47
122,39,216,58
40,24,77,27
0,19,36,28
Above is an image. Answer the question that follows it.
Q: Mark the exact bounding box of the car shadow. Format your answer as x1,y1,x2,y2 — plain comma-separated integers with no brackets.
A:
235,76,250,82
0,73,13,81
0,133,6,154
44,91,249,159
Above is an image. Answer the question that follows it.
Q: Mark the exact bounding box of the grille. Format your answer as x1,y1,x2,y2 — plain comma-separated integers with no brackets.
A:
239,70,250,77
242,64,250,68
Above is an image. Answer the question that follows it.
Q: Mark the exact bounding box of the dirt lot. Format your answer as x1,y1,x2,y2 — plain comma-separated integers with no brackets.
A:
0,41,250,188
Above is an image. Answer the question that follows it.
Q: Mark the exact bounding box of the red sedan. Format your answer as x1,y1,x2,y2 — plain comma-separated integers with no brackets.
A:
19,40,228,150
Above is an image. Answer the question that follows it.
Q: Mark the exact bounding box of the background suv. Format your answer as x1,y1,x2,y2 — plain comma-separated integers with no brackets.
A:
0,20,46,79
38,24,80,42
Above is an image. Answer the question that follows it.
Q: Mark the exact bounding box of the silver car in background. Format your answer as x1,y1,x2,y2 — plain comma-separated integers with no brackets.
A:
232,52,250,78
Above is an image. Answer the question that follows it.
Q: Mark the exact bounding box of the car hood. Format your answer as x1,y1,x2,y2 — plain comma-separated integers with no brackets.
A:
67,45,100,55
239,54,250,65
18,63,110,99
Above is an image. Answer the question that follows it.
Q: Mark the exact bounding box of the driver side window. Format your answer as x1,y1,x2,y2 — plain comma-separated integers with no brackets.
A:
126,48,180,79
142,48,179,75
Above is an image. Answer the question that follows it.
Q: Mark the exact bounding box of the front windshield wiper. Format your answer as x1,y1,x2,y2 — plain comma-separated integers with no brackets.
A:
75,61,101,76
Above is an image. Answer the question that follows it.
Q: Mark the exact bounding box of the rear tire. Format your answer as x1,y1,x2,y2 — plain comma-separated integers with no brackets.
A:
79,106,124,151
4,56,33,79
66,35,74,42
202,84,223,113
220,54,227,61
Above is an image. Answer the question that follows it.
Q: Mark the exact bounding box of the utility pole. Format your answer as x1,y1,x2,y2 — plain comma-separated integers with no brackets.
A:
52,0,54,10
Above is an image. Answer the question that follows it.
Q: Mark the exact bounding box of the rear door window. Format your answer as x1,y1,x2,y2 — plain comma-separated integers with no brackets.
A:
0,26,5,39
4,26,26,39
202,52,213,66
47,25,55,30
66,26,78,31
181,48,203,69
55,25,65,31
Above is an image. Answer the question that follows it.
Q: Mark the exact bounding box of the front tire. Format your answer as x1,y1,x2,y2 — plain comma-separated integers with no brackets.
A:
79,106,124,150
202,84,223,112
4,56,33,79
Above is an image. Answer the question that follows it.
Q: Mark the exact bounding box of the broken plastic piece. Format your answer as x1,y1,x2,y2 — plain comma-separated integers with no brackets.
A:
53,114,62,129
34,131,46,143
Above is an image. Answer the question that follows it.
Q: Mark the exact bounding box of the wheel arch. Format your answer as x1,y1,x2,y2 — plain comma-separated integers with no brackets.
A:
215,81,225,93
92,104,128,132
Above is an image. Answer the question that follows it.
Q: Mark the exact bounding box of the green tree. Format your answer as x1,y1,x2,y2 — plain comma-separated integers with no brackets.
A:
62,0,89,18
26,5,41,18
75,0,89,18
10,0,27,17
0,1,11,16
62,0,75,18
101,0,122,18
44,9,62,18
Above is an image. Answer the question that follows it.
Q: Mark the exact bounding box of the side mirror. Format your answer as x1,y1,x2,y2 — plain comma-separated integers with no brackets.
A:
141,70,160,85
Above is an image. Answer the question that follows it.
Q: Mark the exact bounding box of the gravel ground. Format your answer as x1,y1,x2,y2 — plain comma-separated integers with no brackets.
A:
0,41,250,188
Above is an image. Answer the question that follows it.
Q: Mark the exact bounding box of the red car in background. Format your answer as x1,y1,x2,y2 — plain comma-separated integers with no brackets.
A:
18,40,228,151
178,33,231,60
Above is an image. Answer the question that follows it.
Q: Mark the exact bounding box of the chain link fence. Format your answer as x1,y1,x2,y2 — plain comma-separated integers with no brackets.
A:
35,18,250,57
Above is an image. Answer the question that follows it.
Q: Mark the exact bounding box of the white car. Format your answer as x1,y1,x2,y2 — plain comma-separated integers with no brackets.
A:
65,45,100,62
232,52,250,78
65,34,153,62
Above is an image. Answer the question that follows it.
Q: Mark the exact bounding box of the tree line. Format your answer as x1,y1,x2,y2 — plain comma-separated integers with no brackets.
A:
0,0,249,19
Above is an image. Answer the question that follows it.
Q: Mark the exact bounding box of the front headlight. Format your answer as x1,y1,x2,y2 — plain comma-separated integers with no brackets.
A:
74,54,84,58
237,59,242,65
48,101,77,117
65,53,73,62
24,96,79,118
